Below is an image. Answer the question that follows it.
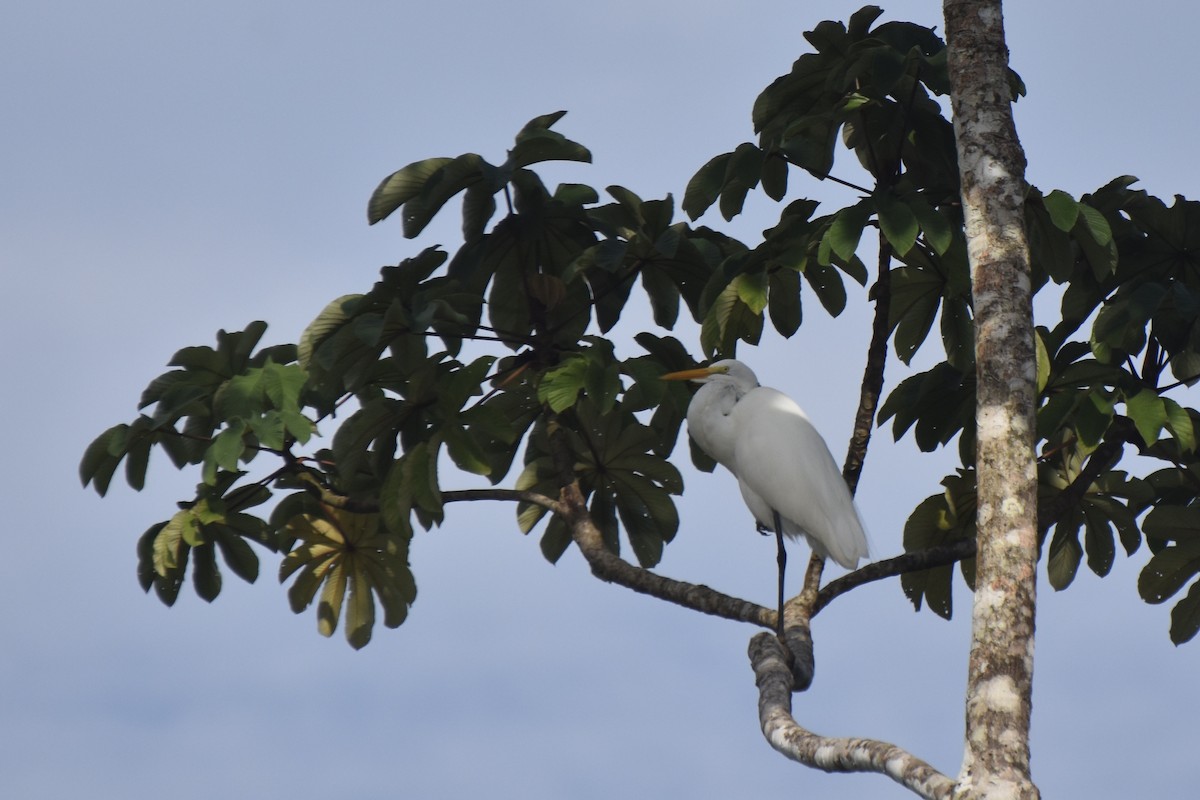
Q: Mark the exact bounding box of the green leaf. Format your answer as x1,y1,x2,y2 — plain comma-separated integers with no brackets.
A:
1076,202,1113,245
683,153,732,221
538,357,588,412
209,420,248,474
461,183,497,242
154,511,191,576
191,543,222,602
298,294,361,370
262,361,307,411
718,143,764,221
317,559,348,638
1143,505,1200,542
1169,581,1200,645
768,268,802,337
1074,391,1114,448
345,565,377,649
80,424,128,496
822,201,871,263
1035,330,1051,394
1043,189,1079,232
1074,203,1118,279
1091,282,1167,357
506,129,592,170
287,563,327,614
1126,389,1167,447
403,153,489,239
1163,397,1197,453
900,494,956,619
803,260,847,317
539,515,573,563
368,157,454,225
760,152,788,201
908,195,954,256
734,270,769,314
875,193,920,256
1047,522,1083,590
889,266,943,364
213,528,260,583
939,297,974,373
1139,539,1200,603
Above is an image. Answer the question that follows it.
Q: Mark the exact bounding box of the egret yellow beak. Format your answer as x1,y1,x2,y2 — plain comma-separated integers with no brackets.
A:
660,366,716,382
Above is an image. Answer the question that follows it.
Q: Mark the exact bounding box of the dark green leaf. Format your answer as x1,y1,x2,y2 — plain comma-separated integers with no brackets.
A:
822,201,871,263
80,424,128,496
1143,505,1200,542
403,153,489,239
368,157,454,225
768,268,802,337
683,153,731,221
1047,522,1083,590
1139,539,1200,603
191,542,221,602
875,193,920,256
1169,581,1200,645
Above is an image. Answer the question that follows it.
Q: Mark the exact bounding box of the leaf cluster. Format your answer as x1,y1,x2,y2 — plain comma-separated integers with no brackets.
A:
83,6,1200,647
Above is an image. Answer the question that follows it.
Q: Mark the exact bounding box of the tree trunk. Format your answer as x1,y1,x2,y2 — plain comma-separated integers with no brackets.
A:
943,1,1040,798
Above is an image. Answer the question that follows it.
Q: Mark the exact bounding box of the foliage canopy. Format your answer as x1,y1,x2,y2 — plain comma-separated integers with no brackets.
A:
84,6,1200,648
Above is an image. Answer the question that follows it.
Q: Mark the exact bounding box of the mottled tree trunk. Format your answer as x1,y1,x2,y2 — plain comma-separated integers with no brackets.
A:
943,1,1040,799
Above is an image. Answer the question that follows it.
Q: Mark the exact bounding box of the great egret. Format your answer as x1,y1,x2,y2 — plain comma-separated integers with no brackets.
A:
662,359,868,630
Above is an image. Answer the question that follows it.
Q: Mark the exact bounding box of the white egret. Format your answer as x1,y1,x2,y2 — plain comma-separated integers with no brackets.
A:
662,359,868,631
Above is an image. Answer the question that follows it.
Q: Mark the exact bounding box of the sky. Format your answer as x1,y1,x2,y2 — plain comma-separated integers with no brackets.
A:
3,2,1198,798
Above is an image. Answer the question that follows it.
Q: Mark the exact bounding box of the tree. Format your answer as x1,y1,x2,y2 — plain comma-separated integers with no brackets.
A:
80,5,1200,798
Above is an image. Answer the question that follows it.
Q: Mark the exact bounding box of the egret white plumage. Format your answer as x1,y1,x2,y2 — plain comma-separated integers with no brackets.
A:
662,359,868,631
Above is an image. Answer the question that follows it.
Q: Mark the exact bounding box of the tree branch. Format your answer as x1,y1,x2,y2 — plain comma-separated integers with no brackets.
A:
544,419,779,629
814,539,977,615
443,489,563,514
749,632,955,799
294,469,381,514
842,237,894,497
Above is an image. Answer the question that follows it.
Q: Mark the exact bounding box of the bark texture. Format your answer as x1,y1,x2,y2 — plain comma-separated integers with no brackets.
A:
749,633,955,799
943,2,1040,798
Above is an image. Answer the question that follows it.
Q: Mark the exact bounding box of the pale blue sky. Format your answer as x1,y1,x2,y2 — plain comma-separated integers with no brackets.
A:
4,2,1198,798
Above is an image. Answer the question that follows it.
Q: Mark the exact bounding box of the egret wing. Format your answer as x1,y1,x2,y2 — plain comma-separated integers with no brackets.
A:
731,388,868,569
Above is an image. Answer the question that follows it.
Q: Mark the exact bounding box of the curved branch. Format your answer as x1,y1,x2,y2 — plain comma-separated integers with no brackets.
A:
749,632,955,800
292,468,563,517
443,488,563,514
814,539,977,615
545,419,778,628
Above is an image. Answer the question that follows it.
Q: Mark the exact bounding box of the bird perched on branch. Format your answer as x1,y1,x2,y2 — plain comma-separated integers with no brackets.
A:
662,359,868,631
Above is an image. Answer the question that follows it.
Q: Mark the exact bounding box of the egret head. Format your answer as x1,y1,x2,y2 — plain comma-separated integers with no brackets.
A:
661,359,759,389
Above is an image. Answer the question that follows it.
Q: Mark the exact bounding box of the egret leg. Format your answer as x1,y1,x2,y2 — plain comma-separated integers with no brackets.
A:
773,510,785,639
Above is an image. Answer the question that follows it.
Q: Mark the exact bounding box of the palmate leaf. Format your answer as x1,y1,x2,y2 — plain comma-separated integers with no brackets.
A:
135,487,269,607
278,506,416,649
900,488,974,620
700,276,764,358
